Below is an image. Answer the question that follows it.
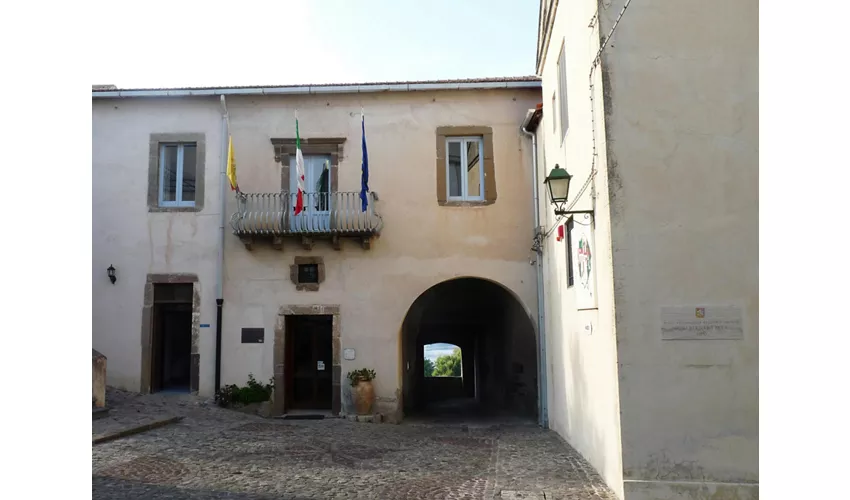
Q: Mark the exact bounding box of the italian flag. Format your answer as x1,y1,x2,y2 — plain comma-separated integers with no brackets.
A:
294,116,306,215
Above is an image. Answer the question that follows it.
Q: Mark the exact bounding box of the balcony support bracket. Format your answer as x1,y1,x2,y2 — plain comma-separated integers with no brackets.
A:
301,236,314,251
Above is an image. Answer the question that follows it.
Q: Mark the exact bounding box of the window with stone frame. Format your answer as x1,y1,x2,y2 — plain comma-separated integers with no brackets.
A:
148,133,206,212
435,126,496,206
290,256,325,291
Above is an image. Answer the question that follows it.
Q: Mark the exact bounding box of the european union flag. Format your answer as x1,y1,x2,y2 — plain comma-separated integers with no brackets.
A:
359,114,369,212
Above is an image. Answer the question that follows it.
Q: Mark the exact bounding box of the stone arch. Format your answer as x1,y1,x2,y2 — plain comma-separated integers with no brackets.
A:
399,277,538,419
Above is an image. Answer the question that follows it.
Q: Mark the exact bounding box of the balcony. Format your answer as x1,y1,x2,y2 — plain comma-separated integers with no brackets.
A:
230,191,383,251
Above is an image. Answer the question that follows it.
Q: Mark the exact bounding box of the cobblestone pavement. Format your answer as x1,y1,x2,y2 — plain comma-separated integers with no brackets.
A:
93,388,188,440
93,391,616,499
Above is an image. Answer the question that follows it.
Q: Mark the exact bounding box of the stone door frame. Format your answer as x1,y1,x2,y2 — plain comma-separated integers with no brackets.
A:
274,304,341,416
140,273,201,395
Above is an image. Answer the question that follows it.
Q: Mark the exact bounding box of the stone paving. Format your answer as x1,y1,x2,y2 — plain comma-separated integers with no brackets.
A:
93,388,188,442
92,390,616,499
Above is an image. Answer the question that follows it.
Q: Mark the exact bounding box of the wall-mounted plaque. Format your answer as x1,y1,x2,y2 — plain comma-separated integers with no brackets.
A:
241,328,265,344
661,305,744,340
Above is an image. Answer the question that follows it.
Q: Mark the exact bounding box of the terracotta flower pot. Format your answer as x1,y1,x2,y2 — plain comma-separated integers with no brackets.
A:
353,380,375,415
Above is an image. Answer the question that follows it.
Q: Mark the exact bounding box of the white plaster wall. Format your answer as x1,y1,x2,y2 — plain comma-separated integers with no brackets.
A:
598,0,759,498
92,98,223,396
219,90,541,415
537,0,624,497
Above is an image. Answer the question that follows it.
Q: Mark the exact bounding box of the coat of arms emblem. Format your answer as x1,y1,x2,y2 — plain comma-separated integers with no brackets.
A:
577,236,592,290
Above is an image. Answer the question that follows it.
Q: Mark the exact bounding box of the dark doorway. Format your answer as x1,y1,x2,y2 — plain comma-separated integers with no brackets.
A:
401,278,538,421
285,315,333,411
151,284,193,393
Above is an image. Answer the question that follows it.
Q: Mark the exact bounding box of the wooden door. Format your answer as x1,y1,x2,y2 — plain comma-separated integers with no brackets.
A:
286,316,333,410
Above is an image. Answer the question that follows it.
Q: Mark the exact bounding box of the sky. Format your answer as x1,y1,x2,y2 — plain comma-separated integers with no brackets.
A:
92,0,539,89
424,343,460,362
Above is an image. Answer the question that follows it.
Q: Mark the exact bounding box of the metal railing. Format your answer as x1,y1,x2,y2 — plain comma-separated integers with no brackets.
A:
231,191,383,236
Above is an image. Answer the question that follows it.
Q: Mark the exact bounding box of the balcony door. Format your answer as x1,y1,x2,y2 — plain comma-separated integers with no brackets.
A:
289,154,331,232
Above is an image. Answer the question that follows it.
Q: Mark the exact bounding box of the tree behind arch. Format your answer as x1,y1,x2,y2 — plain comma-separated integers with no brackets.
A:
424,358,435,377
433,348,462,377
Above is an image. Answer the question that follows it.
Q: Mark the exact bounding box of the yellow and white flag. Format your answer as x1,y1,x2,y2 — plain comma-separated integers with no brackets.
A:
226,135,239,191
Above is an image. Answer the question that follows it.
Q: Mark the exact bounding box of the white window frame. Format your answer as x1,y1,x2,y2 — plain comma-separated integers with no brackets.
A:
158,143,196,208
557,40,569,143
445,136,485,202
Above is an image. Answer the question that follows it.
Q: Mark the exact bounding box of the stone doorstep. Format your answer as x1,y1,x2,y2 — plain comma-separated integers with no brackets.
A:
92,416,185,445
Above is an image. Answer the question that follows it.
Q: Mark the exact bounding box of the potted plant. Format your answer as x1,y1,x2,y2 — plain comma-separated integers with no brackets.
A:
347,368,377,415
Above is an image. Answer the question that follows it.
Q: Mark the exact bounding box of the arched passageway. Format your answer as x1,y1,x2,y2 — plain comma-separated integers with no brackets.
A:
401,278,538,420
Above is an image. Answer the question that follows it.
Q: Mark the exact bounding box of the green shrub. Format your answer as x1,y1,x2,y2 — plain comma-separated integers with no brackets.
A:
346,368,376,387
215,374,274,408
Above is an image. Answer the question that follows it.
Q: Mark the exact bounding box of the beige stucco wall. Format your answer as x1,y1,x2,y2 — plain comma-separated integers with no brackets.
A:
221,89,541,415
92,88,542,411
92,97,223,396
599,0,759,498
536,0,624,497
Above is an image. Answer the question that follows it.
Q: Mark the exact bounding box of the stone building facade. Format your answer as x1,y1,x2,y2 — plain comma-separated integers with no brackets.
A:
92,78,544,421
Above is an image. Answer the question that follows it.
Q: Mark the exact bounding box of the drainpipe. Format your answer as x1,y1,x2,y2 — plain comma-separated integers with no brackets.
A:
215,96,228,394
521,108,548,429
